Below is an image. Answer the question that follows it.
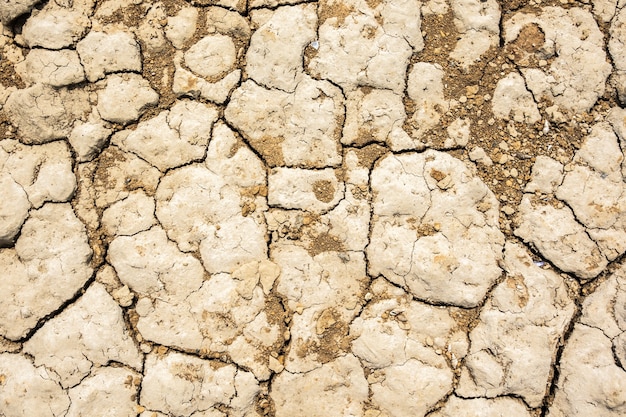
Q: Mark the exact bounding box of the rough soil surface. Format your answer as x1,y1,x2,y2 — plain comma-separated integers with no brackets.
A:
0,0,625,416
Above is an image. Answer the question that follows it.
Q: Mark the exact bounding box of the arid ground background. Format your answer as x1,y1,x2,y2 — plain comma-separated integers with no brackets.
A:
0,0,625,416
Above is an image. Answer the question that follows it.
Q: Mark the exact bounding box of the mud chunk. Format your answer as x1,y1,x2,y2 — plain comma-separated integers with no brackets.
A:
185,34,237,80
0,0,39,24
351,279,467,416
0,204,93,340
225,78,343,167
109,227,205,303
69,119,113,163
77,31,142,82
15,49,85,87
156,124,267,269
525,155,563,194
445,117,471,148
102,191,156,237
368,151,504,307
450,0,501,68
97,74,159,125
515,197,607,279
141,351,260,416
247,4,317,92
4,84,90,144
91,146,162,209
114,100,219,171
22,8,90,49
504,7,611,114
406,62,449,142
23,283,142,388
0,353,69,417
342,88,412,151
273,245,366,372
0,173,29,246
547,264,626,417
268,168,344,214
457,242,575,407
610,6,626,102
66,367,142,417
271,354,368,417
173,52,241,104
556,124,626,261
469,146,493,166
492,72,541,124
1,140,76,209
309,0,421,93
165,7,198,49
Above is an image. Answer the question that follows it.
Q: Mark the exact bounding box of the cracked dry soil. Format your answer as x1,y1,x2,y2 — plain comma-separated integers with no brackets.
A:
0,0,626,416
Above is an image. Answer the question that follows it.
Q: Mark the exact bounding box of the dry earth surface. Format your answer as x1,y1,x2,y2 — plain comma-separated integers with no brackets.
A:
0,0,626,416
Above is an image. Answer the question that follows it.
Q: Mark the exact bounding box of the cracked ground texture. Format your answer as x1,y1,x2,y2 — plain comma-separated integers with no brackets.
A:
1,0,626,416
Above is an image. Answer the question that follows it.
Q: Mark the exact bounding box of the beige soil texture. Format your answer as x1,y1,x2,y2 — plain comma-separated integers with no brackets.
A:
0,0,626,416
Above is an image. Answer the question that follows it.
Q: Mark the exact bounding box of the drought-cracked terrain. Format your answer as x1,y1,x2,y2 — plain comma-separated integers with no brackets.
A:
0,0,626,416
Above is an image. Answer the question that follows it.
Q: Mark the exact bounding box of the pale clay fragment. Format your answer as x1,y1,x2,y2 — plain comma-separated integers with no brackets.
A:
351,279,467,416
135,3,168,53
609,6,626,102
445,117,471,148
271,354,369,417
555,123,626,261
1,140,76,209
547,264,626,417
91,146,162,209
525,155,564,194
185,34,237,80
0,204,93,340
342,88,413,151
77,31,142,82
66,367,141,417
109,227,205,304
456,242,575,407
4,84,90,144
141,351,260,416
173,51,241,104
273,245,367,372
515,196,607,279
0,353,69,417
450,0,501,68
114,158,278,380
504,7,611,114
156,123,267,270
492,72,541,124
15,49,85,87
23,283,142,388
97,74,159,125
0,0,39,24
225,78,343,167
205,6,251,39
69,119,113,162
368,151,504,307
22,8,90,49
0,172,29,245
309,0,422,93
518,120,626,276
246,4,317,92
406,62,449,142
268,167,344,214
165,7,199,49
114,100,219,171
607,106,626,178
469,146,493,166
102,191,156,236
